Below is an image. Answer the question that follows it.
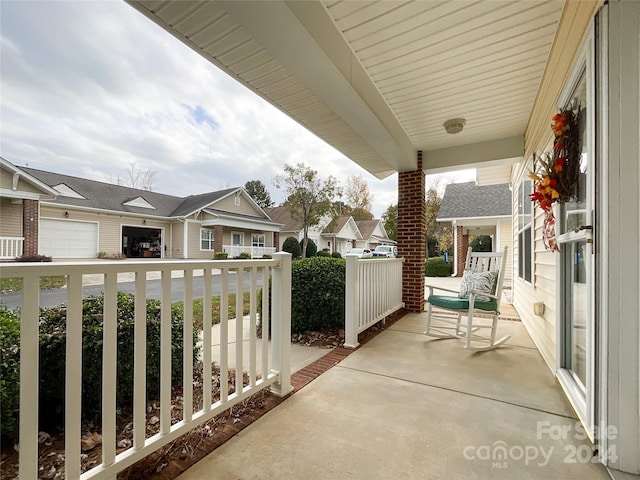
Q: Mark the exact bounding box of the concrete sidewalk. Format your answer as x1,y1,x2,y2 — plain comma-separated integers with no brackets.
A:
177,313,608,480
203,316,329,375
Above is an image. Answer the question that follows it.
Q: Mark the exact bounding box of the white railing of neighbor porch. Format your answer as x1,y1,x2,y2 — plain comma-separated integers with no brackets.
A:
0,253,292,480
0,236,23,259
344,256,405,348
222,245,277,258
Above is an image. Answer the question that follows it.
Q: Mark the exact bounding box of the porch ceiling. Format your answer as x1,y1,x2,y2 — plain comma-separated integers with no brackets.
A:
127,0,566,178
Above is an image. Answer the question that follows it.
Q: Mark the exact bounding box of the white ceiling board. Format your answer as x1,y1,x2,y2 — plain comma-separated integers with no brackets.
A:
128,0,568,175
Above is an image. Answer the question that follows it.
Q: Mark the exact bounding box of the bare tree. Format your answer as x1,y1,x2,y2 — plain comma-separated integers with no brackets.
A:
126,161,157,191
344,174,373,220
108,162,157,191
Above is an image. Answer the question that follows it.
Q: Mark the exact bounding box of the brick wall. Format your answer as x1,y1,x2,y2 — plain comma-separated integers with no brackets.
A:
398,151,426,312
22,199,39,257
455,225,469,277
274,232,280,251
214,225,224,254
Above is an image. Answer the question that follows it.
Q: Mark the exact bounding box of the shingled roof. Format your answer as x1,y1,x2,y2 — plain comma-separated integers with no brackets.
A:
437,182,512,220
22,167,246,218
264,206,301,232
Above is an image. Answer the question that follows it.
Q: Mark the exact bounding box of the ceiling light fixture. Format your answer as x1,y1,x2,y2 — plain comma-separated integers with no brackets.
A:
443,118,466,134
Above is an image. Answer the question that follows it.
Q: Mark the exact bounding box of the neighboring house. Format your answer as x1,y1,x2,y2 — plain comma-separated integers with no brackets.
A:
265,206,393,256
321,215,362,255
0,158,280,259
437,181,513,285
354,219,395,251
264,205,328,251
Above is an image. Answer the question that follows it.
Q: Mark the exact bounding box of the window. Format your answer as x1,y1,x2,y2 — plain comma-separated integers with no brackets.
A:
252,234,265,247
201,228,214,250
517,178,533,282
231,232,243,246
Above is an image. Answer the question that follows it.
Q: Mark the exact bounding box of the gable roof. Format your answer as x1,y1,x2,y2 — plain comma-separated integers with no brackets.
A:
20,165,269,220
322,215,350,234
322,215,362,240
355,219,384,240
0,157,59,199
23,167,185,217
437,182,512,220
264,206,300,232
171,188,240,217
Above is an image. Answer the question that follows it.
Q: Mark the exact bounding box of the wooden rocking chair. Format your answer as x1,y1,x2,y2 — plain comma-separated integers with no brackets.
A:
425,246,510,351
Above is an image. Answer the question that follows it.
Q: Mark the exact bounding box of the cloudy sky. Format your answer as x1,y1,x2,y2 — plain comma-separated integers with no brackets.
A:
0,1,473,217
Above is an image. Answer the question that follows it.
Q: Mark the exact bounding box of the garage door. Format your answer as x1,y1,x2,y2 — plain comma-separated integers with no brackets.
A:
40,219,98,258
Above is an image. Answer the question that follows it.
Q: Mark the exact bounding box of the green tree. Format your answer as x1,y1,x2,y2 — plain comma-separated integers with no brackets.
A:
382,204,397,241
425,186,441,240
470,234,492,252
244,180,273,209
273,163,339,258
300,238,317,257
282,236,302,258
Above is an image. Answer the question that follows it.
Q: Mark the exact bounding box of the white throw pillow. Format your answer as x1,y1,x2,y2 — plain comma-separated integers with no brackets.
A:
458,270,498,302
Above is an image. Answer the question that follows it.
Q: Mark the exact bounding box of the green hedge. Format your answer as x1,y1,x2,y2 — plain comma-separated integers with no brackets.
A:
291,257,345,333
0,306,20,442
0,293,200,441
214,252,228,260
425,256,453,277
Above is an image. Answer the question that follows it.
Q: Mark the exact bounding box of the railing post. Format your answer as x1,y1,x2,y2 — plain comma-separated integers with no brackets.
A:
270,252,293,397
344,254,360,348
19,273,40,479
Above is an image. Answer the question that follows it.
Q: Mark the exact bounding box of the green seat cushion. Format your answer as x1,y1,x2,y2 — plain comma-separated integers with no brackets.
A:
428,294,498,312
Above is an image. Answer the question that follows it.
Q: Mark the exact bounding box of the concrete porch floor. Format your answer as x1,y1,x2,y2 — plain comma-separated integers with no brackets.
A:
177,312,609,480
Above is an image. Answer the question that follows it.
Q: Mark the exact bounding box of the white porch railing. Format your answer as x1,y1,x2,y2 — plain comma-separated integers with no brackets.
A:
0,253,292,480
222,245,277,258
344,256,405,348
0,236,23,259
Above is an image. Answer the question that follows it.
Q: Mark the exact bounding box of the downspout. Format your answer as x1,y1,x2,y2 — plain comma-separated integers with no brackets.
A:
183,219,189,259
452,219,457,277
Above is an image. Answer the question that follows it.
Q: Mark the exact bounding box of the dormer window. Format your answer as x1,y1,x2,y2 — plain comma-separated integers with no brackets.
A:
53,183,85,199
123,196,156,209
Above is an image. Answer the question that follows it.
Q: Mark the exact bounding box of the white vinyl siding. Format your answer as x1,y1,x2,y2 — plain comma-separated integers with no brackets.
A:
476,165,511,186
0,198,22,237
512,165,559,370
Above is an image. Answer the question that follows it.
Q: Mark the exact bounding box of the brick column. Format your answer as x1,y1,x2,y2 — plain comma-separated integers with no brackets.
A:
22,199,39,257
398,151,426,312
455,226,469,277
214,225,224,254
273,232,280,251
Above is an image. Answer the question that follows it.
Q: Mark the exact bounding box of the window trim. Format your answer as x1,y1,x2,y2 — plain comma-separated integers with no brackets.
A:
231,231,244,246
252,233,265,247
200,228,215,251
516,176,534,284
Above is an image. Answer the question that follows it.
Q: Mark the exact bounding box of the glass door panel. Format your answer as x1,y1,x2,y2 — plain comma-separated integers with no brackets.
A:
557,61,595,432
